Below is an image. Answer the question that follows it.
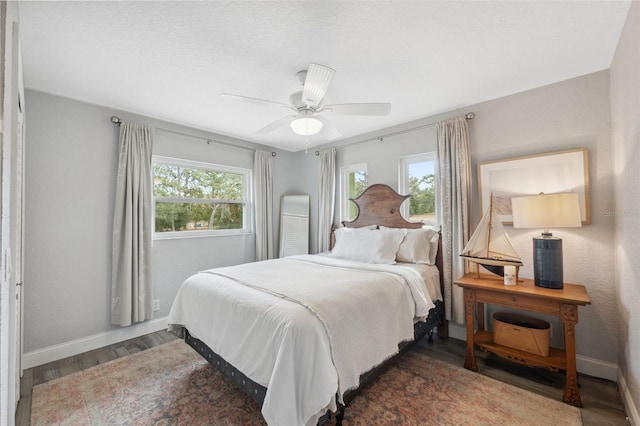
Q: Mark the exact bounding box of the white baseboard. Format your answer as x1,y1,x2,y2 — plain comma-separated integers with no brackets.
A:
576,354,619,382
444,323,619,381
22,317,169,370
618,370,639,426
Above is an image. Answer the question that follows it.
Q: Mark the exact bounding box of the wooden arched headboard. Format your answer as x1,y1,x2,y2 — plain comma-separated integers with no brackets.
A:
329,184,445,318
342,183,423,229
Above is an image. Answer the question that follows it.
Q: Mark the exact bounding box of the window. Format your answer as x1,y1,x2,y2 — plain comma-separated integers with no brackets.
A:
153,156,251,238
340,164,368,222
398,153,437,226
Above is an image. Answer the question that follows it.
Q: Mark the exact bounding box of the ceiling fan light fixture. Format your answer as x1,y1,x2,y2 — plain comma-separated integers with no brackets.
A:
290,116,323,136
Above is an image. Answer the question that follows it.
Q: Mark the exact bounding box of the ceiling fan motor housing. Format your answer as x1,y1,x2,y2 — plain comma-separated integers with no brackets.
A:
296,70,307,85
290,91,312,111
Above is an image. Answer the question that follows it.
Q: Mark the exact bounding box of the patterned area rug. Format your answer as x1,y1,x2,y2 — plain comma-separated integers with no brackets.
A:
31,339,582,425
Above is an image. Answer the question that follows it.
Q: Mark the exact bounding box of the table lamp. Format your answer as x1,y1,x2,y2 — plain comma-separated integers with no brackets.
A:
511,193,581,289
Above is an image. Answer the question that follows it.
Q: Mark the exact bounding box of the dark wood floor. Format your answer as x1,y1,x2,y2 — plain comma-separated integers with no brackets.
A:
413,337,629,425
16,331,629,425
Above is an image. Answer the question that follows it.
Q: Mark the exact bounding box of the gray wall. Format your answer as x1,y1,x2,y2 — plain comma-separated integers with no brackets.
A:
611,0,640,415
24,92,119,350
311,70,618,368
23,90,291,352
335,126,438,192
316,113,447,228
469,71,617,365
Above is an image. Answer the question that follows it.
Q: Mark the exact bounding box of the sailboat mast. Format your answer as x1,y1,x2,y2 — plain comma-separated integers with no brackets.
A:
486,194,493,258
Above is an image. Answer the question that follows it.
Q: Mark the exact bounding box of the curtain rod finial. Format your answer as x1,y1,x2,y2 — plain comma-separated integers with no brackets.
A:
110,116,122,125
464,112,476,120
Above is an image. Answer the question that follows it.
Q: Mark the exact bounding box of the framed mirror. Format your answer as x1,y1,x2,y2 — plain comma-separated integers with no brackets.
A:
279,195,310,257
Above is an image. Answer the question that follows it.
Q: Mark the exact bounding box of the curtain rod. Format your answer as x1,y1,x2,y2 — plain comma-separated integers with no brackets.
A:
110,116,277,157
313,112,475,156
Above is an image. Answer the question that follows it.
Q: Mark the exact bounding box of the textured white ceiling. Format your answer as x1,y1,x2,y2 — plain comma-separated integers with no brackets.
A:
18,1,630,152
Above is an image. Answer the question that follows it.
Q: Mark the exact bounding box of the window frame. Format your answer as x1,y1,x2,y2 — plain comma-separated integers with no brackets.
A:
398,152,438,227
152,155,253,240
339,163,368,223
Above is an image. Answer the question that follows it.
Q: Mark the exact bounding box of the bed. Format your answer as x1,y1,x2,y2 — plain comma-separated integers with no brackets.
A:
167,183,447,425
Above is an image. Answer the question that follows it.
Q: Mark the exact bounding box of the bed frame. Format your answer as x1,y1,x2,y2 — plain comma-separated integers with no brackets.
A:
184,183,448,424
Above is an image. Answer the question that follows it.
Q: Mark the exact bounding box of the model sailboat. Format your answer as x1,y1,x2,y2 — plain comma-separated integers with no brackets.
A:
460,194,523,277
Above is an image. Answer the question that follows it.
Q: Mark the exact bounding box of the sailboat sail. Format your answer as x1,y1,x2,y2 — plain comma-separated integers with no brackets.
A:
460,195,523,268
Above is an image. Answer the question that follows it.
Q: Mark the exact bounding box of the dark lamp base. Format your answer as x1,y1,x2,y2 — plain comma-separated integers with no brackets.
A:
533,235,564,289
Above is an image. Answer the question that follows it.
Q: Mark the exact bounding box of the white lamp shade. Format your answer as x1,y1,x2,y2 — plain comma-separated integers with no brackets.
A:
290,116,323,135
512,192,582,229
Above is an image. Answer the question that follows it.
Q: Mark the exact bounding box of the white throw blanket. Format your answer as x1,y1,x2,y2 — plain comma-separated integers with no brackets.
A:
207,255,432,397
168,255,436,426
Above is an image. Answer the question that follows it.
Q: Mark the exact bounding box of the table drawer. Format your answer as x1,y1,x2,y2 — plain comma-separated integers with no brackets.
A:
475,289,561,315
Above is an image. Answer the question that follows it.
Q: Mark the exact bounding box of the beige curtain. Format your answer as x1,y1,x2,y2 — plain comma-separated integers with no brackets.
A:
437,116,471,324
317,148,336,253
111,122,154,327
254,150,274,261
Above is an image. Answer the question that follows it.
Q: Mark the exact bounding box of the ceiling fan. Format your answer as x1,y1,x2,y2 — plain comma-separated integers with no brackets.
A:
220,63,391,140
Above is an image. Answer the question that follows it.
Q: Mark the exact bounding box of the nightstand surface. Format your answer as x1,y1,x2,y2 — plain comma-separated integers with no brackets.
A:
454,274,591,305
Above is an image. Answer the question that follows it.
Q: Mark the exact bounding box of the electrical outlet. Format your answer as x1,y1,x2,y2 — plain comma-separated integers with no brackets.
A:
152,299,160,311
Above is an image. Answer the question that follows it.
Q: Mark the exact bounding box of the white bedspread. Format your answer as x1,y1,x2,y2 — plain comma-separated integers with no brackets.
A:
167,255,440,426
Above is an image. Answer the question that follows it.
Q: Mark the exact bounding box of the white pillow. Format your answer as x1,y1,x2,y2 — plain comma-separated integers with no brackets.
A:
381,227,439,265
333,225,376,245
335,225,376,234
331,227,406,264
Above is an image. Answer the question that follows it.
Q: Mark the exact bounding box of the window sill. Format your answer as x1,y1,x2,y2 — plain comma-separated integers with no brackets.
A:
153,230,253,241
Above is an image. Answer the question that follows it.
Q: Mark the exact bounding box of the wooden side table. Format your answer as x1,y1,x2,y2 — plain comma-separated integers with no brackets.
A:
454,273,591,407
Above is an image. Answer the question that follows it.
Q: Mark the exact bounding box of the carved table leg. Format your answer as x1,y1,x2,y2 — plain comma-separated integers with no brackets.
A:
477,301,485,332
463,288,478,371
561,303,583,407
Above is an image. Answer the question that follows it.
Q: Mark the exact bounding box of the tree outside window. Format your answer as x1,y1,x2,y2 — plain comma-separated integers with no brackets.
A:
399,153,437,226
340,164,368,222
153,157,250,237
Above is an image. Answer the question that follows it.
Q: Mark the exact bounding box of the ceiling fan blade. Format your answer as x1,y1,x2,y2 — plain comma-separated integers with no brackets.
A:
323,103,391,116
255,115,297,135
316,115,342,140
302,63,335,108
220,93,295,111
